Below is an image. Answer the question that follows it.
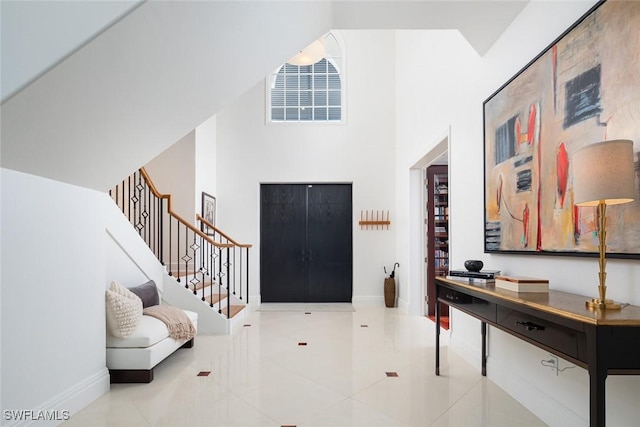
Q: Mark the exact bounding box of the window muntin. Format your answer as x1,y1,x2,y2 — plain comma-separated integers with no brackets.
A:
268,32,344,123
270,59,342,122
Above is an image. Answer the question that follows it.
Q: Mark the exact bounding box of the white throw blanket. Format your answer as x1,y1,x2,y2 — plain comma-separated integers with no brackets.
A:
143,305,196,340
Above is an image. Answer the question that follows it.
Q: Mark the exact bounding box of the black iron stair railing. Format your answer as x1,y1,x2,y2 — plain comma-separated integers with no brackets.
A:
108,168,242,319
196,214,252,305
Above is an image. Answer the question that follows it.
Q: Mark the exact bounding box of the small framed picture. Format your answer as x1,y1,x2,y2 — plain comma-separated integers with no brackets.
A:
201,192,216,236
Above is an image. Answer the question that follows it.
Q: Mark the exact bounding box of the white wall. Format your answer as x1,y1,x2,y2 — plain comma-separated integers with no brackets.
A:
395,29,481,313
195,115,218,217
145,131,196,222
216,30,397,304
105,199,166,295
396,2,640,426
0,169,109,425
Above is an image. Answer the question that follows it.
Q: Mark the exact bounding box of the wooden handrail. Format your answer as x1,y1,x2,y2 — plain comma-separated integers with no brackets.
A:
139,168,232,249
196,214,253,248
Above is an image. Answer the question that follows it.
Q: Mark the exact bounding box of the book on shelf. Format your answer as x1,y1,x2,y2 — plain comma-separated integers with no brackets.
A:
495,276,549,293
447,269,501,279
446,275,494,284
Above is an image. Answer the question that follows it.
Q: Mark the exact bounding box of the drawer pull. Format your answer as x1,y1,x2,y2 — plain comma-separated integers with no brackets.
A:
445,293,457,301
516,321,545,332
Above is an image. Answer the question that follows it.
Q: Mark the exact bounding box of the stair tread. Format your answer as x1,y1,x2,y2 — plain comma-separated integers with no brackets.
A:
172,271,216,280
221,304,246,318
204,293,229,304
191,280,216,291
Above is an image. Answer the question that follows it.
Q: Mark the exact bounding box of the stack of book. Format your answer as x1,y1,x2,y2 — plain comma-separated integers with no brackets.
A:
495,276,549,293
446,269,501,284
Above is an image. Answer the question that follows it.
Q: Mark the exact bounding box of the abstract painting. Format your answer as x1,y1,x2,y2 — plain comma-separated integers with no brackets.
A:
484,0,640,258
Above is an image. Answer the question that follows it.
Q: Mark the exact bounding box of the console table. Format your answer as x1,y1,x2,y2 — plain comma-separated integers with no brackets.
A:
435,277,640,427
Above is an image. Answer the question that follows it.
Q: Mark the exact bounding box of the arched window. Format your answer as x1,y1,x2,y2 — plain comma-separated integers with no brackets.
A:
268,32,344,123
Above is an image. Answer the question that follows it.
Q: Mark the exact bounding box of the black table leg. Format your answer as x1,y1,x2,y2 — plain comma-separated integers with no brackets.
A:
587,326,608,427
589,364,606,427
435,300,440,376
481,321,487,376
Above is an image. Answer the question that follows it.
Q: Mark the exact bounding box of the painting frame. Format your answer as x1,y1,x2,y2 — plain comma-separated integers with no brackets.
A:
483,0,640,259
201,192,216,236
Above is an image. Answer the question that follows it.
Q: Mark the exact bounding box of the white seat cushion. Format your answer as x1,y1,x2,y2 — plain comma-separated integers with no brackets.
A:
106,309,197,348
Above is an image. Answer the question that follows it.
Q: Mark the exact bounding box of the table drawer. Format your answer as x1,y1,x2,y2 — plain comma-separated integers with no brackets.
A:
438,287,496,323
496,306,579,358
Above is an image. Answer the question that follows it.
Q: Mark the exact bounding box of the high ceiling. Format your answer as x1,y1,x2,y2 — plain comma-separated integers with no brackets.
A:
1,1,528,190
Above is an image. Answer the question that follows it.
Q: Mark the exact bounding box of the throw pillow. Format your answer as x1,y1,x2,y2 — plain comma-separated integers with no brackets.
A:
128,280,160,308
105,281,143,338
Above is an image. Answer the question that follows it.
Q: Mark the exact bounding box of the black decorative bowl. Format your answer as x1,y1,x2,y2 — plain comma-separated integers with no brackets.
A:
464,260,484,272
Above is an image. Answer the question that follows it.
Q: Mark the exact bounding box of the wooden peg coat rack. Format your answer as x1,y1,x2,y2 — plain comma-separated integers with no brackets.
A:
359,210,391,230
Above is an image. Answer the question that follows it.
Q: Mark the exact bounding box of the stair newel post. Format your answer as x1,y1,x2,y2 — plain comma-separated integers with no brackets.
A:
226,246,231,319
201,236,206,302
208,245,216,307
156,198,165,265
131,175,137,232
122,179,126,217
218,245,223,314
209,243,214,307
191,232,197,296
141,179,146,243
136,172,143,238
239,248,243,301
176,218,182,283
199,231,205,273
232,247,237,296
128,175,132,223
152,194,156,254
149,186,153,256
146,185,151,250
153,195,157,256
168,212,173,277
246,247,250,305
183,225,189,289
116,180,120,212
144,185,150,250
202,237,207,302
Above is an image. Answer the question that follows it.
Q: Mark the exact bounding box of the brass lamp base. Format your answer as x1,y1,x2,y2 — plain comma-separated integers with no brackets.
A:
586,298,621,310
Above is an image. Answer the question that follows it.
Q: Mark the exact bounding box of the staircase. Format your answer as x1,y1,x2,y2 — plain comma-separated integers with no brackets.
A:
108,167,252,334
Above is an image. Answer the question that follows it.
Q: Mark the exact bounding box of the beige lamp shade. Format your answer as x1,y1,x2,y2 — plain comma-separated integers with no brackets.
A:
573,139,636,207
287,39,325,66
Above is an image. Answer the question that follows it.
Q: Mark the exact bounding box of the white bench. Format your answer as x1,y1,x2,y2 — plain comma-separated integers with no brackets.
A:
105,280,197,383
106,309,198,383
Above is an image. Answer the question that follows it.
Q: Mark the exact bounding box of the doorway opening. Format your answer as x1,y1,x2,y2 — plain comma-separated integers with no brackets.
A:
425,164,449,329
409,132,450,329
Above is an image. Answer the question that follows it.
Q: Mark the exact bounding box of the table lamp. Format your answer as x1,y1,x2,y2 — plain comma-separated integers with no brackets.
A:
573,139,636,310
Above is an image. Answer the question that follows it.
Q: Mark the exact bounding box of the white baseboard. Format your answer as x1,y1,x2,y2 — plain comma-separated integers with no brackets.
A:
249,295,261,308
487,358,587,427
449,334,586,427
3,369,110,427
247,295,389,309
397,297,409,312
351,296,384,306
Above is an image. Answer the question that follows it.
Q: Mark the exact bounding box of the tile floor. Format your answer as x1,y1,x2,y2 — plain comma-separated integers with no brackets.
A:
65,305,546,426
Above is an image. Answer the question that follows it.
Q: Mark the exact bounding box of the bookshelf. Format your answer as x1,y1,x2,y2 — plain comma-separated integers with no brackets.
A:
426,165,449,319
